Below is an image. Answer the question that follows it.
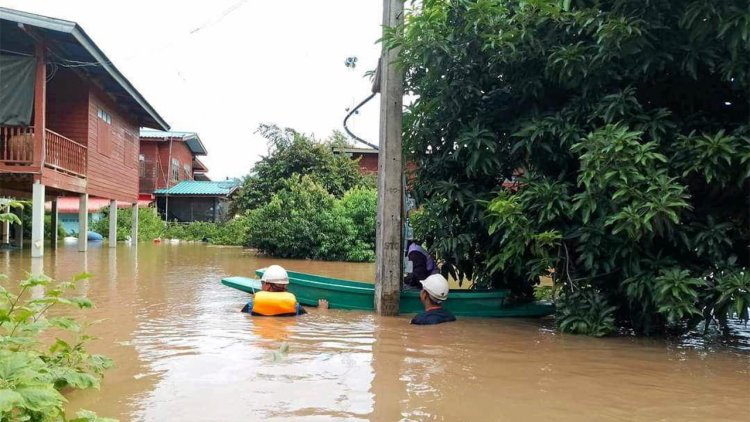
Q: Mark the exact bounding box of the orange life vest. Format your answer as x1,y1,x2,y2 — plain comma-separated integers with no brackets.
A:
252,291,298,316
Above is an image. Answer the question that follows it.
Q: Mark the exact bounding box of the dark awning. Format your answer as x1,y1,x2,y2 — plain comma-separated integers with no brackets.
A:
0,7,169,130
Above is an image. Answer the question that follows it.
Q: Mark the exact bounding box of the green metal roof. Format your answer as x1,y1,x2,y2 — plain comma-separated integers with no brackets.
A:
140,129,207,156
154,180,239,196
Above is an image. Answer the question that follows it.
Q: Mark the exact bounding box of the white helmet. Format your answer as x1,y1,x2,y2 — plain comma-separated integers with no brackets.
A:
420,274,449,302
261,265,289,285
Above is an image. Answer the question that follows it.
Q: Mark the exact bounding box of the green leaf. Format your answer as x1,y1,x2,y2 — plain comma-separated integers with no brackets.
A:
0,389,24,413
15,385,64,412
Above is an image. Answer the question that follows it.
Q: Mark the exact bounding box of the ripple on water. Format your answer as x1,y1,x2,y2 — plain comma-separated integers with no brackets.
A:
2,244,746,422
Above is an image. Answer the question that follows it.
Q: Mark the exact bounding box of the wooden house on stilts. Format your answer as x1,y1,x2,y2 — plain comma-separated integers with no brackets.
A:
0,7,169,256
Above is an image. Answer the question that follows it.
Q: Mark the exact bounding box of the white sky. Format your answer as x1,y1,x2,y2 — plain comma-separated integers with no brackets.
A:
0,0,383,180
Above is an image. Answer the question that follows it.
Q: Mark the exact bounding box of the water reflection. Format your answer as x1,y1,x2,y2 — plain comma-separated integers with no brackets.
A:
0,243,747,421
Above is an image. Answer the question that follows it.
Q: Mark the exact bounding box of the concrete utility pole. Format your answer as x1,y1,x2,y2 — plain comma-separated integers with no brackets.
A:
374,0,404,316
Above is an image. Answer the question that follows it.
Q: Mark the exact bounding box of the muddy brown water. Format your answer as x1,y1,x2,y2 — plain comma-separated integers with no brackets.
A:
1,242,748,421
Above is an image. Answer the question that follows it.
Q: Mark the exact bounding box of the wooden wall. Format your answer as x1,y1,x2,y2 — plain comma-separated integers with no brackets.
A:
85,85,140,202
139,139,194,194
46,69,88,145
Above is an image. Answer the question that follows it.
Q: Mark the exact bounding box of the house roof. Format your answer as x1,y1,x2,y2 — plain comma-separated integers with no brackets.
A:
153,180,239,197
192,158,209,173
0,7,169,131
332,147,378,155
140,129,208,156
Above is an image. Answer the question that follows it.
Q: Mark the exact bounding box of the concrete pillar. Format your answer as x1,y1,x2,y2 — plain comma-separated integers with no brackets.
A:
78,193,88,252
31,181,45,258
108,199,117,248
14,207,23,249
131,202,139,244
374,0,405,316
50,198,58,249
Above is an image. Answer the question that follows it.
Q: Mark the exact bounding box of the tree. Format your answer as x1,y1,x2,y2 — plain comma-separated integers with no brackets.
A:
232,124,369,213
245,176,376,262
389,0,749,335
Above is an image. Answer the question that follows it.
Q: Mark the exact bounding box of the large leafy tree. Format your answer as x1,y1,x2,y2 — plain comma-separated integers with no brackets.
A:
232,124,369,213
392,0,749,335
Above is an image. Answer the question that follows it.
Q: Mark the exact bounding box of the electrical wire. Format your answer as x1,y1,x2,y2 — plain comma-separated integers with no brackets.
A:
4,1,250,69
343,92,379,150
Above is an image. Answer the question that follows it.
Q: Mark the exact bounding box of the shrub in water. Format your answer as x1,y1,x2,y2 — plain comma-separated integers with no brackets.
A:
0,273,114,421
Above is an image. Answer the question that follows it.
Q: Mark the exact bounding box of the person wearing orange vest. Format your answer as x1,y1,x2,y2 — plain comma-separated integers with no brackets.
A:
240,265,306,316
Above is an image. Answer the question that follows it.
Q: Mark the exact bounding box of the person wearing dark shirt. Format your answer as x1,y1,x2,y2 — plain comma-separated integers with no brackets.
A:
411,274,456,325
404,240,439,289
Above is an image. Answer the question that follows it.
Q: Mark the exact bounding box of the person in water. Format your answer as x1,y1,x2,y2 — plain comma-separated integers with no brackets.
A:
411,274,456,325
241,265,306,316
404,240,439,289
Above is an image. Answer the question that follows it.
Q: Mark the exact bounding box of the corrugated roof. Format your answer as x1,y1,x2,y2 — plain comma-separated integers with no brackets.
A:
140,129,207,156
153,180,239,196
0,7,169,131
332,147,378,155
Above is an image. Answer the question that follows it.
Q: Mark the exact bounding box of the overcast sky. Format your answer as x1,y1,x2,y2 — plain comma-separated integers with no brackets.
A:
0,0,383,180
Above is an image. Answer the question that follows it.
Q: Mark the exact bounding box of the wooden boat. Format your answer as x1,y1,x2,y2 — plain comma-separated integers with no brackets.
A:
221,270,554,318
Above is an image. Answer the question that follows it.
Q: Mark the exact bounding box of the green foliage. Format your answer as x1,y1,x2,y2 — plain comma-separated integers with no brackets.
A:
93,207,248,246
556,289,617,337
17,204,67,239
0,198,24,227
390,0,749,335
714,268,750,322
338,187,377,251
232,124,368,213
653,269,706,326
246,176,376,262
162,218,250,246
93,206,164,241
0,273,113,421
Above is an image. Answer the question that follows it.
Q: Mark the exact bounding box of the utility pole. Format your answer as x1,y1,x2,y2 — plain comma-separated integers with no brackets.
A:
374,0,404,316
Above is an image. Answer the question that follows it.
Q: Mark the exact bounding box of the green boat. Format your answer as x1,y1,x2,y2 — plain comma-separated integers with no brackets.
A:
221,269,554,318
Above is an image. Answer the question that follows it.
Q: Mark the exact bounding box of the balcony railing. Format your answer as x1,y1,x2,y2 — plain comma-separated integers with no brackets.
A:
44,129,87,177
0,125,87,178
0,125,34,164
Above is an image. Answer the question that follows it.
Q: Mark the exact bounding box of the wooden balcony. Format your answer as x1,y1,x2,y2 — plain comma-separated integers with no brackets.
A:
0,125,87,178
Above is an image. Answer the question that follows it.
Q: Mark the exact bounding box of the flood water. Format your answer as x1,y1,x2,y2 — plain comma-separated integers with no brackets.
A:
1,242,748,421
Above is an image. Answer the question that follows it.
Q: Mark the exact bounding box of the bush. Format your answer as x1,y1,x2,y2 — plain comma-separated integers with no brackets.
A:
0,273,114,421
246,176,375,261
338,187,377,251
93,206,165,241
18,207,67,239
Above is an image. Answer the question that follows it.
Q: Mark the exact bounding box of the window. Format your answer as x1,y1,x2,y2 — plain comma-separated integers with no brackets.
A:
124,128,138,167
96,107,112,156
171,158,180,181
139,154,146,178
184,163,191,179
96,108,112,124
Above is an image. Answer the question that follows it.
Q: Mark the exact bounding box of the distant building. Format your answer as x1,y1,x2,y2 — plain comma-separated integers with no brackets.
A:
154,179,240,223
0,7,169,254
138,130,208,202
332,147,378,175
